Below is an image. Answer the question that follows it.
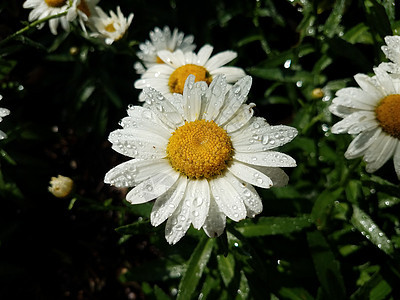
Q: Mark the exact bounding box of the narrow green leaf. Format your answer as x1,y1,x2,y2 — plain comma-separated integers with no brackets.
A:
177,237,214,300
307,231,346,300
310,188,343,229
217,253,235,287
350,205,394,255
323,0,346,38
279,287,314,300
235,271,250,300
236,215,313,237
115,219,158,235
154,285,172,300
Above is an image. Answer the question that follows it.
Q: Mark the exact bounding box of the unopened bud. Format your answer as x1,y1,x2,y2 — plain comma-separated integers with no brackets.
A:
49,175,74,198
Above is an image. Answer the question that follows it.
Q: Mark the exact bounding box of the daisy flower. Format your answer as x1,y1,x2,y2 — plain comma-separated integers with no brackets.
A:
88,6,134,45
134,26,196,74
23,0,76,35
66,0,99,33
379,35,400,74
0,105,10,140
134,44,246,101
329,67,400,178
105,74,297,244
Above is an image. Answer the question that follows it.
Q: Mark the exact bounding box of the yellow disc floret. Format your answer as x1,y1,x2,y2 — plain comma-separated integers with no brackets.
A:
45,0,67,7
105,23,116,33
166,120,233,179
77,0,91,17
168,64,213,94
375,94,400,139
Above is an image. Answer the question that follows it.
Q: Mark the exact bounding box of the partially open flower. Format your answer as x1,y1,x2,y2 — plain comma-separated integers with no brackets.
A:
88,6,133,45
49,175,74,198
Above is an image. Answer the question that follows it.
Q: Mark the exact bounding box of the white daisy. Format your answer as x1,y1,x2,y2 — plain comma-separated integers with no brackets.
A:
88,6,134,45
22,0,75,35
66,0,99,33
134,44,246,102
379,35,400,74
0,105,10,140
105,74,297,245
329,66,400,178
134,26,196,74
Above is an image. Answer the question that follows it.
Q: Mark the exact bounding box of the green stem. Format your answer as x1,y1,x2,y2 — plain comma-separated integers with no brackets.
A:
0,11,68,47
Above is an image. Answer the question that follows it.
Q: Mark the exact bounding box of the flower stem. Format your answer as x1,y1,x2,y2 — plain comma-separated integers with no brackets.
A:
0,11,68,47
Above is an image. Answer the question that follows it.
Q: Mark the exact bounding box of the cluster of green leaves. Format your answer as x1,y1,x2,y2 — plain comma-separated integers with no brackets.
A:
1,0,400,299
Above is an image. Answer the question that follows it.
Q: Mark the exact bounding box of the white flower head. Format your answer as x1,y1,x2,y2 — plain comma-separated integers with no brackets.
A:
89,6,134,45
23,0,76,35
0,104,10,140
49,175,74,198
134,44,246,102
329,66,400,178
105,74,297,245
66,0,100,33
134,26,196,74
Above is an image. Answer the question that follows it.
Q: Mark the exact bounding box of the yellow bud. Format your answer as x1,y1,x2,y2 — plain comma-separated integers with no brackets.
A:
49,175,74,198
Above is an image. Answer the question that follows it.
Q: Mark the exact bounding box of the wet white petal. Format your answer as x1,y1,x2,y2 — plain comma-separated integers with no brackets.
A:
228,161,273,188
234,151,296,168
209,177,247,222
151,176,188,227
364,133,397,173
203,198,226,238
126,168,179,204
345,128,381,159
185,179,211,230
165,195,192,245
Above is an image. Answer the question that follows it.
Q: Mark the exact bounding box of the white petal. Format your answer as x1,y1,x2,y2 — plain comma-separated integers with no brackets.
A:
228,161,273,188
364,133,397,173
335,87,377,107
201,74,227,121
151,176,188,227
215,76,252,126
165,194,192,245
234,151,296,168
203,198,226,238
252,166,289,187
329,103,357,118
186,179,211,230
223,172,263,218
331,111,375,134
196,45,214,65
209,176,247,222
142,87,183,128
393,143,400,179
109,129,167,159
205,50,237,70
210,66,246,83
126,168,179,204
125,106,171,138
354,73,385,99
345,128,381,159
104,159,171,187
373,67,396,95
157,49,185,68
182,75,207,122
223,103,255,133
232,119,298,152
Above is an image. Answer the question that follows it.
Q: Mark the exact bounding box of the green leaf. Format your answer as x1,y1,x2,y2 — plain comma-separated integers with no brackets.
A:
236,215,313,237
364,0,393,40
342,23,373,44
278,287,314,300
217,253,235,287
154,285,172,300
310,188,343,229
307,231,346,300
350,205,394,255
115,219,159,235
176,237,215,300
323,0,346,38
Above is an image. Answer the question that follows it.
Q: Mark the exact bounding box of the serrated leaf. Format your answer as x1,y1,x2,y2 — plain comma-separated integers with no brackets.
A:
350,205,394,255
176,237,214,300
307,231,346,300
236,215,313,237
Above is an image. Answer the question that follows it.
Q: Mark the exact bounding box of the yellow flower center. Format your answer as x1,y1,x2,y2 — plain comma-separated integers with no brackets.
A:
156,56,164,64
45,0,66,7
166,120,233,179
168,64,213,94
77,0,91,17
375,94,400,139
105,23,116,32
